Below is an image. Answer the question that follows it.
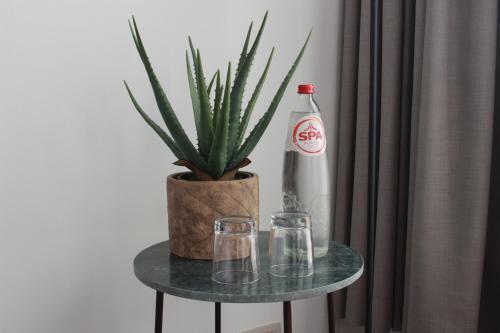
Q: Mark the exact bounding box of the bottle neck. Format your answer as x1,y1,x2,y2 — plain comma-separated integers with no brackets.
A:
294,94,319,113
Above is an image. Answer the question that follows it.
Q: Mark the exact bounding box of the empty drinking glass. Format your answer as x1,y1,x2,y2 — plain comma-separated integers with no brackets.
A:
212,216,260,284
269,211,314,278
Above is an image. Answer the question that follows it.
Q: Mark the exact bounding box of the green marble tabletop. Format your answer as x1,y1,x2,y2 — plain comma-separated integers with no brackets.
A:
134,231,364,303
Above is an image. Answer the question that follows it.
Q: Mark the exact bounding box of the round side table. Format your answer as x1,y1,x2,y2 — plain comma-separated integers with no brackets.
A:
134,231,363,333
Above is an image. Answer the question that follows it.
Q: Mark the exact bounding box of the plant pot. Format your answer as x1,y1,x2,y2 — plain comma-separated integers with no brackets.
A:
167,171,259,260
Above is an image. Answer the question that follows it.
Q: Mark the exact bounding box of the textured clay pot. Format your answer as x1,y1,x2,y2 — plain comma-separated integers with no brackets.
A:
167,171,259,259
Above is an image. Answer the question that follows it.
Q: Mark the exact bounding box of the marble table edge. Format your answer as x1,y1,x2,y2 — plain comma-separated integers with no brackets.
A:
134,262,364,304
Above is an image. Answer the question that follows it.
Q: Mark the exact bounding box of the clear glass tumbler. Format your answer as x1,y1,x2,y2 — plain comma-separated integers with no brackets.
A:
212,216,260,284
269,211,314,278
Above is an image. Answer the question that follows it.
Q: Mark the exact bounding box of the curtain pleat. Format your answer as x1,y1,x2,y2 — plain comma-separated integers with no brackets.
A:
333,0,362,321
371,0,404,332
392,0,416,330
479,2,500,332
344,0,370,325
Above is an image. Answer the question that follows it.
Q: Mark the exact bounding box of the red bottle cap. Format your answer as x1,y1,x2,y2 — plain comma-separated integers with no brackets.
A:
297,84,315,94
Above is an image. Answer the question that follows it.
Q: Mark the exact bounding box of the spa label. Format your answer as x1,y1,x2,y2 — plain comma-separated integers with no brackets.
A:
292,115,326,156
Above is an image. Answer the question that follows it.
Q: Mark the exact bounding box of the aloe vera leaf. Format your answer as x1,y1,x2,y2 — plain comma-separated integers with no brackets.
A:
229,30,312,168
235,22,253,78
212,72,222,129
194,49,214,159
188,36,197,64
188,37,214,151
234,47,275,153
208,63,232,178
227,11,268,158
185,51,202,147
129,17,208,170
213,84,224,129
207,71,217,96
124,81,184,159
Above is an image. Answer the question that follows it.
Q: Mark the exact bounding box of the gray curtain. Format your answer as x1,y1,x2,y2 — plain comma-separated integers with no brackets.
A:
332,0,499,332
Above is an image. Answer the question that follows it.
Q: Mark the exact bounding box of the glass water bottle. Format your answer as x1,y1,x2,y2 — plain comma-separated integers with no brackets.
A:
282,84,331,258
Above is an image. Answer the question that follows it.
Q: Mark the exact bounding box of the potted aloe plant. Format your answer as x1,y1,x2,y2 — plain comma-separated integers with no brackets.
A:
125,12,310,259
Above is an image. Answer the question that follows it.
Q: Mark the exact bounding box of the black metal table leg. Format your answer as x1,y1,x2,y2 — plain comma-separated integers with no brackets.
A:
327,293,336,333
283,301,292,333
155,291,163,333
215,302,221,333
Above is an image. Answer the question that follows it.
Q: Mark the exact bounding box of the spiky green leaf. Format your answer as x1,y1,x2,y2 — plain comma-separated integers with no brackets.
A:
185,51,202,145
188,36,197,65
212,72,223,129
227,11,268,158
124,81,184,159
229,30,312,168
235,22,253,78
208,63,232,178
194,49,214,159
129,17,207,170
207,71,218,97
234,47,275,154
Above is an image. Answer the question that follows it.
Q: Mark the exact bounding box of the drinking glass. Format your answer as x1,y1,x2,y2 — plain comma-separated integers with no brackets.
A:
269,211,314,278
212,216,260,284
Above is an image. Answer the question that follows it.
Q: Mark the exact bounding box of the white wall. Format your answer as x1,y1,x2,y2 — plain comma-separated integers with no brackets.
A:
0,0,342,332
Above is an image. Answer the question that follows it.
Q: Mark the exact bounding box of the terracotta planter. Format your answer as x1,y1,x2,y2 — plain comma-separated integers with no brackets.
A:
167,171,259,259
